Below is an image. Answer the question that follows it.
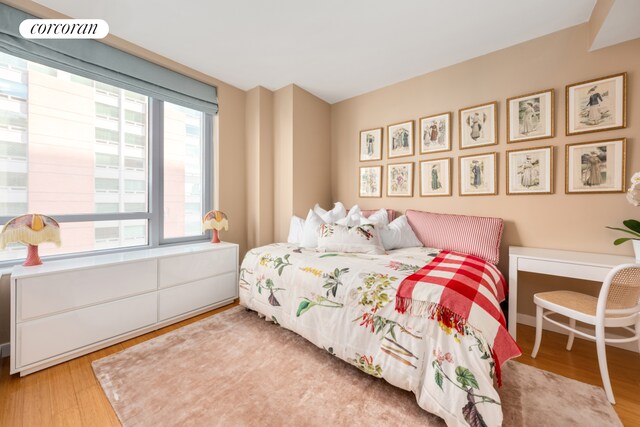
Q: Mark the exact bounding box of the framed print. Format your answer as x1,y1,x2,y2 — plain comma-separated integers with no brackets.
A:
506,146,553,195
420,112,451,154
359,165,382,198
565,139,626,194
359,128,383,161
387,162,414,197
420,157,451,197
507,89,554,143
459,102,497,149
387,120,414,158
459,152,497,196
566,72,626,136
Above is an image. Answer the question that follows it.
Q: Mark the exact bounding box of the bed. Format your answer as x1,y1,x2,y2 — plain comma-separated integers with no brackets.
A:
239,210,519,427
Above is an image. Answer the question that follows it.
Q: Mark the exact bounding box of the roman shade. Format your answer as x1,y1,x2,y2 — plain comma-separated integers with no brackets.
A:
0,3,218,114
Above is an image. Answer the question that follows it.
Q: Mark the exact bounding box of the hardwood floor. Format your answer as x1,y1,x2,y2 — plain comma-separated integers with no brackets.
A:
1,305,638,426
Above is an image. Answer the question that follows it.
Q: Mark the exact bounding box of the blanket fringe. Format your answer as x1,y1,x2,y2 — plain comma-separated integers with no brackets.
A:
396,297,467,335
396,297,505,386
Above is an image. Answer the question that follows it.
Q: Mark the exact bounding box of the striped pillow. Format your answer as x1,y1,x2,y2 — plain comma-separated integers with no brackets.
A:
405,210,504,264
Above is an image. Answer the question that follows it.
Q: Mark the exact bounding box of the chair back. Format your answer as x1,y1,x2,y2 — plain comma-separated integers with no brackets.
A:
598,264,640,317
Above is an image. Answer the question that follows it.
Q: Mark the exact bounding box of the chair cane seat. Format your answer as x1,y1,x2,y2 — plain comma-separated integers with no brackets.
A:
531,264,640,405
534,290,629,318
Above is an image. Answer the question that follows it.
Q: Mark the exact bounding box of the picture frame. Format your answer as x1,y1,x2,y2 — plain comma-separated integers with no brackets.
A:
387,120,414,159
565,138,626,194
419,112,451,154
359,128,383,161
566,72,626,136
507,89,554,143
458,102,498,149
420,157,451,197
506,146,554,195
387,162,414,197
359,165,383,198
459,152,497,196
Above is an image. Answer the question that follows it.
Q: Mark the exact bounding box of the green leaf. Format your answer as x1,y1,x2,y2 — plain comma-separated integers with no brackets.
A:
623,219,640,234
296,299,315,317
258,286,262,295
389,325,397,341
435,370,444,390
605,226,640,239
455,366,479,390
319,253,339,258
613,237,635,245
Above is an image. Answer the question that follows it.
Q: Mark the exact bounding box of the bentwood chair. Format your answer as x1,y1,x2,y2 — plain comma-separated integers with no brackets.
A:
531,263,640,404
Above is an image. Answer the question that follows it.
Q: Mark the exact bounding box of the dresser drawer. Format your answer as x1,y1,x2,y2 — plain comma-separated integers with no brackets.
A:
158,271,237,321
17,292,157,368
18,259,157,322
158,248,236,289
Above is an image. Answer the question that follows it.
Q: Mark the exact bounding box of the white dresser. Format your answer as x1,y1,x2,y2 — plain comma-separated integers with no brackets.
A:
10,242,239,376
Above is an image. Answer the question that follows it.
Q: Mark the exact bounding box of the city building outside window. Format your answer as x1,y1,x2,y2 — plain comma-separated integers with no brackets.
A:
0,51,213,264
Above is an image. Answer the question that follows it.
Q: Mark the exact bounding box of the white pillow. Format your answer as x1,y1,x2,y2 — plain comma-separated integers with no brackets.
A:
360,208,389,227
380,215,423,250
313,202,346,223
300,209,326,248
335,205,362,226
317,223,385,255
287,216,305,245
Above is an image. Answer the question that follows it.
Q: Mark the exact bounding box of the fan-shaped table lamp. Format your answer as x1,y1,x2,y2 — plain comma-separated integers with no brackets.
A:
202,210,228,244
0,214,61,266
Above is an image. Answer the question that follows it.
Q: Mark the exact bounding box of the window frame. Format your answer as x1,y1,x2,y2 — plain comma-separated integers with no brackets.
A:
0,68,214,268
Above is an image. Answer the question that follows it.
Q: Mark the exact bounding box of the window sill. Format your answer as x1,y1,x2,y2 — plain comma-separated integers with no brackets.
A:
0,238,214,272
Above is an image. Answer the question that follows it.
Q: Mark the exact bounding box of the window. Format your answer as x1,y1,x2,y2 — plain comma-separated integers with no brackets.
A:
124,179,145,193
0,171,27,188
95,226,119,241
0,140,27,158
163,102,205,239
124,156,144,170
95,178,120,192
124,202,145,212
95,153,119,168
96,203,119,213
0,51,213,264
95,128,119,143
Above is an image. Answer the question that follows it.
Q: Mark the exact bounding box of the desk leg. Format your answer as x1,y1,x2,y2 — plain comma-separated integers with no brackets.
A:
508,256,518,340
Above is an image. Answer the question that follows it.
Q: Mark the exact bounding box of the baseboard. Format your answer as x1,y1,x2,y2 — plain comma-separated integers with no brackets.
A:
0,342,9,358
517,313,639,354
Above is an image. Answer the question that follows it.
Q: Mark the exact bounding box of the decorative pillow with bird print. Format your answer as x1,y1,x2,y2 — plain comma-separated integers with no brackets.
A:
317,223,385,255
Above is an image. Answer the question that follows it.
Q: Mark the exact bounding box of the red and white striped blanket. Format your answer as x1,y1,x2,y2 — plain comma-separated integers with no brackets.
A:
395,250,521,384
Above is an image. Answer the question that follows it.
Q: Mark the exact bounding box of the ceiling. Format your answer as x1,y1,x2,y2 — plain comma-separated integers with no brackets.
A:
591,0,640,51
33,0,597,103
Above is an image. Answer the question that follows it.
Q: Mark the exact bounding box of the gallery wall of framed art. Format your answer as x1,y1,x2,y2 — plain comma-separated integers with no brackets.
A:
340,24,638,266
355,68,628,202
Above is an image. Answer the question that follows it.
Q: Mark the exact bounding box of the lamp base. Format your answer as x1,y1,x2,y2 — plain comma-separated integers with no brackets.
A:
24,244,42,266
211,229,221,244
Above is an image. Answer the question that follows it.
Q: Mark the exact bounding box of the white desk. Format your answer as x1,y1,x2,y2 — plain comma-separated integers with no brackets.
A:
508,246,635,339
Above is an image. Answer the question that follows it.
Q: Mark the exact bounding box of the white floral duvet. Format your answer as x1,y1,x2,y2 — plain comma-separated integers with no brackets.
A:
239,243,507,427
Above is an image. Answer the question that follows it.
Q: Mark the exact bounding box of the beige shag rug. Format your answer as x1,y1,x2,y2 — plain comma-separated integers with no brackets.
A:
92,307,621,427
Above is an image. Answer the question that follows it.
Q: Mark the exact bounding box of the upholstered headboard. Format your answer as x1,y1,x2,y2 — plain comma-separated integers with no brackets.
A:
405,210,504,264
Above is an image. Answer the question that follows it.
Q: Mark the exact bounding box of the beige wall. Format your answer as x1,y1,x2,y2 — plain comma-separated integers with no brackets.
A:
332,23,638,260
330,23,639,316
292,86,333,219
273,85,295,242
272,85,333,242
245,86,274,249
